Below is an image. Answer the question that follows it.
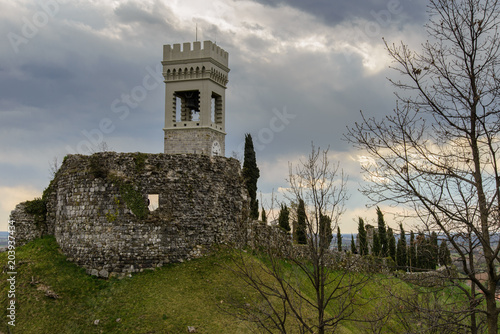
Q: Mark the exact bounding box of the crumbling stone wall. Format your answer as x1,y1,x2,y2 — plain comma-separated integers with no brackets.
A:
11,152,248,278
9,202,45,246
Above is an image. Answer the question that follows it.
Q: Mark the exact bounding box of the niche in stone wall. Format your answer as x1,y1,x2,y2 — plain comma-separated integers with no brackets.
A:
148,194,159,211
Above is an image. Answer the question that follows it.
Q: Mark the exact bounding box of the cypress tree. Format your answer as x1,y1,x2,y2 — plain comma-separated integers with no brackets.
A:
430,231,438,269
242,134,260,219
337,226,342,252
278,204,291,232
319,214,332,249
396,238,403,268
445,242,452,265
439,240,452,266
372,232,381,256
261,208,267,223
416,232,426,270
358,218,368,256
424,234,433,270
396,223,407,269
387,227,396,261
351,234,357,254
296,199,307,245
376,207,388,257
292,220,298,243
409,231,416,271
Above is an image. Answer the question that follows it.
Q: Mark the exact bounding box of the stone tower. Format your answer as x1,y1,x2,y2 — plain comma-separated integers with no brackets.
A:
162,41,229,156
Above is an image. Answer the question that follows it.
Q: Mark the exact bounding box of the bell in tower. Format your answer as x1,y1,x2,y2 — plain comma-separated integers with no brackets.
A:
180,90,200,112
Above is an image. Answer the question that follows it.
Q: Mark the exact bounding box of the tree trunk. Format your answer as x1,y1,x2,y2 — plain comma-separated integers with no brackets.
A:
470,281,478,334
486,282,498,334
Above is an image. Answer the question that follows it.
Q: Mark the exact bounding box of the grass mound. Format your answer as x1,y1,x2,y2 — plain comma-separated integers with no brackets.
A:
0,237,257,333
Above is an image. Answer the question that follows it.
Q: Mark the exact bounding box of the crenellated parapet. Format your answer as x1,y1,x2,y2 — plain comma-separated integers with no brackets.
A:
163,41,228,67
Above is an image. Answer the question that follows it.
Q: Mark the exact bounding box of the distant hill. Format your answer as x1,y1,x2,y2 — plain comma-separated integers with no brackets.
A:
0,231,8,247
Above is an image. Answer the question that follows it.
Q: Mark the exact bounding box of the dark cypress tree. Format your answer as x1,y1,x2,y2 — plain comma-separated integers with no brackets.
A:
387,227,396,261
319,214,332,249
409,231,416,271
372,232,381,256
439,240,452,266
261,208,267,223
358,218,368,256
351,234,357,254
376,207,388,257
292,220,298,243
396,223,407,269
415,232,426,269
444,241,452,265
242,134,260,219
278,204,291,232
396,238,403,268
296,199,307,245
424,234,433,270
430,231,438,269
337,226,342,252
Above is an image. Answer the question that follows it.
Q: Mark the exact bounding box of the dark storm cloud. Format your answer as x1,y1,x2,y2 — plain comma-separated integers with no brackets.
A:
225,47,395,160
20,63,73,80
114,1,168,26
250,0,428,26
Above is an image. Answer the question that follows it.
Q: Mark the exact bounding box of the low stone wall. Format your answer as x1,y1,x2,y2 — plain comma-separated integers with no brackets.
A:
11,152,249,278
395,268,454,286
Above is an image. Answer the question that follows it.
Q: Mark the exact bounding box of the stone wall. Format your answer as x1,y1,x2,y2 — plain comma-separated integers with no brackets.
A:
9,202,46,246
11,152,248,278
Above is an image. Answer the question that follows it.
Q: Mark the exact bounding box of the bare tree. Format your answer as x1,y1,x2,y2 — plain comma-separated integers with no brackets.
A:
88,141,111,154
388,284,483,334
48,156,60,179
346,0,500,332
226,145,379,333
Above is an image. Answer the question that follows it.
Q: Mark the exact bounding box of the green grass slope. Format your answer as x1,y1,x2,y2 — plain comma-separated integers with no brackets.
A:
0,237,479,334
0,237,259,334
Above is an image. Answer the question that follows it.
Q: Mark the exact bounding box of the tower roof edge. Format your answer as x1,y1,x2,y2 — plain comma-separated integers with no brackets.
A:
163,40,228,66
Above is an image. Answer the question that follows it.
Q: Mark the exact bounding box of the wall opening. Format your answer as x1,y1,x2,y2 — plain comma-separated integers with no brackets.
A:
211,96,215,123
148,194,159,211
191,109,200,121
175,96,182,122
212,92,222,124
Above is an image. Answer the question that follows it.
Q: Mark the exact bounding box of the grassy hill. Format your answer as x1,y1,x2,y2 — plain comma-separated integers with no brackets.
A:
0,237,265,333
0,237,477,334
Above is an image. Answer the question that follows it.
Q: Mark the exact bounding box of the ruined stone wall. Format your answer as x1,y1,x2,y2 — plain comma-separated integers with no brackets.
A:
9,202,45,246
12,152,248,278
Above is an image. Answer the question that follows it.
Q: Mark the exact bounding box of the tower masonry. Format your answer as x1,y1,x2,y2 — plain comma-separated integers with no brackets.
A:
162,41,229,156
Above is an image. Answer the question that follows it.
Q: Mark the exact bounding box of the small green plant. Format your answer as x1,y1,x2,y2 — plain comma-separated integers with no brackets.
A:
133,152,148,173
105,211,117,222
24,197,47,221
105,197,121,222
118,182,148,219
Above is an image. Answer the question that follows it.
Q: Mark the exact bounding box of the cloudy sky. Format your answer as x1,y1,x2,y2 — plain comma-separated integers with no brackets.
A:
1,0,429,233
